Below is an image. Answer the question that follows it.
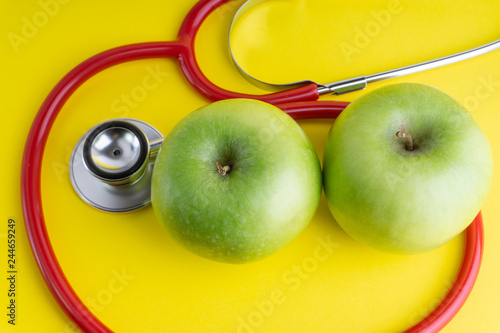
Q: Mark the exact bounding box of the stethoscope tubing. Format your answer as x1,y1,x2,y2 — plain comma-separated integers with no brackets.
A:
21,0,483,332
405,214,482,332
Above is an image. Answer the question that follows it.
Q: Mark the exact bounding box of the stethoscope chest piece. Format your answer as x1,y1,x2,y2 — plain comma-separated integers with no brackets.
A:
70,118,163,212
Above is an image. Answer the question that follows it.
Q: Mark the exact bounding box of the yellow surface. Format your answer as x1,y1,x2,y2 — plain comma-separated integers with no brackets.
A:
1,0,500,332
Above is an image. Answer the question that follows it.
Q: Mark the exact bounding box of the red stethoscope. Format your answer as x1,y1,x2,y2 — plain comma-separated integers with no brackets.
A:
22,0,487,332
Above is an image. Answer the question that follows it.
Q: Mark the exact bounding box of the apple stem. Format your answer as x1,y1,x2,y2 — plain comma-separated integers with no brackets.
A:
216,162,231,176
396,131,414,151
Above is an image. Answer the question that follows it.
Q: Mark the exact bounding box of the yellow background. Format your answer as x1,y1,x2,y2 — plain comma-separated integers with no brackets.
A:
1,0,500,332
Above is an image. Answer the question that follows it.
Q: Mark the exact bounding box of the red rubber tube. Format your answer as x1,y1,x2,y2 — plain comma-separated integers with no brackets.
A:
177,0,321,103
404,213,483,333
278,101,349,119
20,0,483,332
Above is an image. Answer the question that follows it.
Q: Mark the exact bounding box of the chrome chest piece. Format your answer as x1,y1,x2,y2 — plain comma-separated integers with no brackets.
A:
70,118,164,212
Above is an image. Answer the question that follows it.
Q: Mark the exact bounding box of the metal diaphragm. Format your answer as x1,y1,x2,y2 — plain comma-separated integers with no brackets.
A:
69,118,163,213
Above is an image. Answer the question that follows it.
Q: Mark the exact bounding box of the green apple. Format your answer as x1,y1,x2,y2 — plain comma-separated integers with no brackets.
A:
323,83,493,253
151,99,322,263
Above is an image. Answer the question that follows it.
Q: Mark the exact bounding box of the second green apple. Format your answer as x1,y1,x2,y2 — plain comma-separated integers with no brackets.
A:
323,83,493,253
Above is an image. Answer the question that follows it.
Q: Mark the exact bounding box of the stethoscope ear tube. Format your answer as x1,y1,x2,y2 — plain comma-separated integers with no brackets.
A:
229,1,500,95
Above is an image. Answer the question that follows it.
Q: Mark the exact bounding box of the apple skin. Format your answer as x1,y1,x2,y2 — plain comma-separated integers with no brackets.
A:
323,83,493,254
151,99,322,263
